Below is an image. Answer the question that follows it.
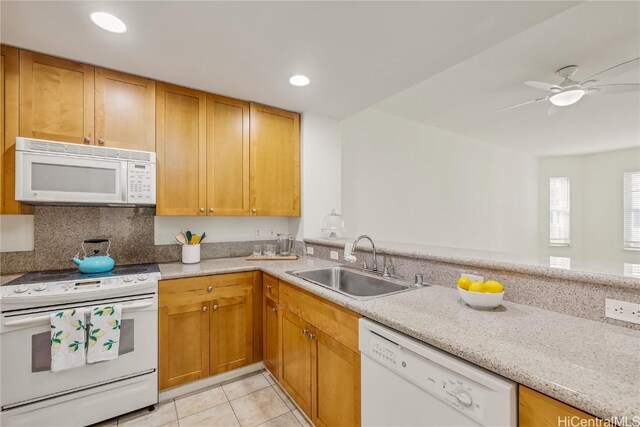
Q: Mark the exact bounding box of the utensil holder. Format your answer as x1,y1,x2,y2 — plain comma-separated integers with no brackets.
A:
182,244,201,264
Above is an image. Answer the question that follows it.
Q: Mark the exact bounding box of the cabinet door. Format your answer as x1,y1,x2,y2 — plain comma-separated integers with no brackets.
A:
249,103,300,216
95,68,155,151
281,309,312,416
311,328,361,427
206,95,249,215
209,285,254,375
519,386,595,427
263,296,280,380
159,302,210,390
156,83,206,215
19,51,94,144
1,45,30,214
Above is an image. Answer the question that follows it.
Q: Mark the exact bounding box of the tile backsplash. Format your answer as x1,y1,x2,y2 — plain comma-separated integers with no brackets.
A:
0,207,272,274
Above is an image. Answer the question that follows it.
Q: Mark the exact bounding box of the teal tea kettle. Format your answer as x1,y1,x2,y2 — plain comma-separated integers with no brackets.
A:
72,239,115,274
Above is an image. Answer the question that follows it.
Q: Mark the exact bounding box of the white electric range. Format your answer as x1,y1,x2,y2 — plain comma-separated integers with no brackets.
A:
0,264,160,427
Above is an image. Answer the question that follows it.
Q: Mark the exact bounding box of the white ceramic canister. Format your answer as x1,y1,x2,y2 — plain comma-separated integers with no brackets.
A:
182,244,201,264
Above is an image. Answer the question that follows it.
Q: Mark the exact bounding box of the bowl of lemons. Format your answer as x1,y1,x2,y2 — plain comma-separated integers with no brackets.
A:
457,277,504,309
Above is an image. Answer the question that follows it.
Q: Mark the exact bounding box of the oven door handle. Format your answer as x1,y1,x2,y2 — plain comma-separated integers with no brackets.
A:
4,301,154,327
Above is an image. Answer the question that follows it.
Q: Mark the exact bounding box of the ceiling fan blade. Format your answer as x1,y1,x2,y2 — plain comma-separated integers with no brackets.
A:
524,81,561,91
582,57,640,83
588,83,640,94
494,97,546,113
547,105,560,116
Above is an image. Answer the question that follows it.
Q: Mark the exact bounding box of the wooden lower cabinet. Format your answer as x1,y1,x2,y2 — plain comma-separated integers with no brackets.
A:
159,301,210,389
209,283,253,375
263,296,280,379
281,309,313,416
278,281,361,426
159,272,257,390
519,385,596,427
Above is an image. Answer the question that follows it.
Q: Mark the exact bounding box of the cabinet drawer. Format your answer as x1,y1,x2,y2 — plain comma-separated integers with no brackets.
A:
159,272,255,306
263,273,279,301
279,281,360,353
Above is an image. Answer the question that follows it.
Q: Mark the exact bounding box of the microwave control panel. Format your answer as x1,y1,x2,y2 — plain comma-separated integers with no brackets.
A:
127,163,156,204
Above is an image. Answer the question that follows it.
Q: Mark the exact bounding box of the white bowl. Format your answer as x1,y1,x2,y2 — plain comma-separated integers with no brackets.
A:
458,287,504,309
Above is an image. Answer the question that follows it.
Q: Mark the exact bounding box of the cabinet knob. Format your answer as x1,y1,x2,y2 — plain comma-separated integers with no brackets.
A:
266,284,272,289
308,333,316,341
98,138,105,145
83,136,91,144
213,304,219,310
302,328,309,335
207,286,213,292
199,208,205,213
209,208,214,213
202,306,208,312
271,307,278,313
251,208,257,214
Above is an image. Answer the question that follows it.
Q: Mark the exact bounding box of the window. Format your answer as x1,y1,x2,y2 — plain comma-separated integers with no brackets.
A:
549,177,570,246
549,256,571,270
624,171,640,250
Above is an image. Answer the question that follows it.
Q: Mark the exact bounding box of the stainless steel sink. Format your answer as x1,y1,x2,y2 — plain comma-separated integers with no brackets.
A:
287,266,418,300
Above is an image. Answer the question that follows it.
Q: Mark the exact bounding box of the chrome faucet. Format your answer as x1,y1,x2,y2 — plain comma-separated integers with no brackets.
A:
351,235,378,272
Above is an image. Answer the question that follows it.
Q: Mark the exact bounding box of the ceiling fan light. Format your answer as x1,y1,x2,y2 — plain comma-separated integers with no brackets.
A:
549,89,585,107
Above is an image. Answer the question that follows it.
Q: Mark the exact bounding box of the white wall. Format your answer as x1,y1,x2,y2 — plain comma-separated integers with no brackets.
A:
539,147,640,263
0,215,34,252
341,108,539,254
290,112,342,240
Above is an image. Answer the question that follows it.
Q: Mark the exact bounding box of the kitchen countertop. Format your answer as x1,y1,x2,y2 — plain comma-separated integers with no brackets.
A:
305,237,640,289
159,256,640,421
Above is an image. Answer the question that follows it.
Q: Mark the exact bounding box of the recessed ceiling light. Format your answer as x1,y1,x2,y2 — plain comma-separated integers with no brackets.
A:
90,12,127,34
289,75,310,87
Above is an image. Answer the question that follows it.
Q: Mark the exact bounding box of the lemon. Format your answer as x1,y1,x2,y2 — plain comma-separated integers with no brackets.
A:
457,277,472,290
483,280,504,293
468,281,484,293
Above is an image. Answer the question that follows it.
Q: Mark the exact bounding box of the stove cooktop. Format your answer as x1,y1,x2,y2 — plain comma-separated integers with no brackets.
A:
5,264,160,287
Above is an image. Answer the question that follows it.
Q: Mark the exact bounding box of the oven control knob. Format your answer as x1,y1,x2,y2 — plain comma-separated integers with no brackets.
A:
123,277,133,283
454,389,473,407
15,285,28,294
137,275,148,281
34,283,47,292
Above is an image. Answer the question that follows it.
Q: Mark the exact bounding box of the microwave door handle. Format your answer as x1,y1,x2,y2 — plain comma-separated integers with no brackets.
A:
122,162,128,203
3,302,152,328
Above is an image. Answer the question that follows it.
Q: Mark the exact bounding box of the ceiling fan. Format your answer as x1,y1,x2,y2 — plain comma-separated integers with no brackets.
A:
495,57,640,115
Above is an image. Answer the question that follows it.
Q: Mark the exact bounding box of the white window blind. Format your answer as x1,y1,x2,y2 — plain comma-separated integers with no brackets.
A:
624,171,640,250
549,177,570,246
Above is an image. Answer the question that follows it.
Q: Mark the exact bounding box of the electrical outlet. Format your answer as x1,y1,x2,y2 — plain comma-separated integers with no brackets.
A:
605,298,640,325
461,273,484,283
254,228,262,239
267,228,276,238
306,246,315,255
330,250,339,260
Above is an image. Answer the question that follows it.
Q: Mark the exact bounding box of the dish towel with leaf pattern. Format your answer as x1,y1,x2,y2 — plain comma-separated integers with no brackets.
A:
87,304,122,363
50,308,86,372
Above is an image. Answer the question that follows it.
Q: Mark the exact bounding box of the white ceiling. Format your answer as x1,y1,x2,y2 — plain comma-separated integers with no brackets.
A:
374,1,640,156
0,1,577,120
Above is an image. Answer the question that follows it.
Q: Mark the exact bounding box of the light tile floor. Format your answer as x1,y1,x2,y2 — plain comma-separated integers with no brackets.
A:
93,370,312,427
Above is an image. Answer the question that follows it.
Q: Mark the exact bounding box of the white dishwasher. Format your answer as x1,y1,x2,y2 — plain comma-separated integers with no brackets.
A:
359,319,516,427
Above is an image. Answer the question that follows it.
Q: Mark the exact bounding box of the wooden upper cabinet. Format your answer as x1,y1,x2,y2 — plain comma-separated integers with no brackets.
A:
519,386,596,427
95,68,155,151
1,45,27,215
19,51,94,144
206,95,249,215
156,82,207,215
249,103,300,216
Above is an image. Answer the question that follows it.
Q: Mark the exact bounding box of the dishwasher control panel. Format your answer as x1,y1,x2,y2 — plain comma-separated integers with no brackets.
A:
368,331,486,422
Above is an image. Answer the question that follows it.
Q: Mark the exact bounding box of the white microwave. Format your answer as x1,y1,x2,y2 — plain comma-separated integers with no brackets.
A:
15,137,156,206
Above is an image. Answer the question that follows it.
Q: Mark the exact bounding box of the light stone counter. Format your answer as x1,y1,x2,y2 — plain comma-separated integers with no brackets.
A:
0,274,21,286
156,257,640,421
